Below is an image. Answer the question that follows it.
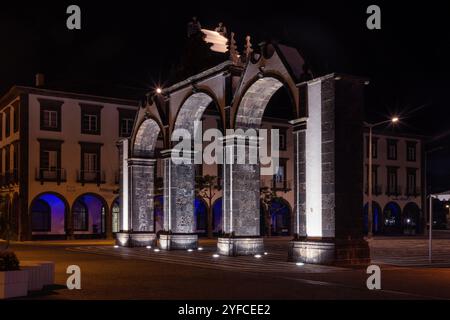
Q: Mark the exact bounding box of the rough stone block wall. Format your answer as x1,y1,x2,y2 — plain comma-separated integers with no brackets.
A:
222,142,260,237
293,129,307,237
163,158,195,234
321,78,336,238
130,163,155,232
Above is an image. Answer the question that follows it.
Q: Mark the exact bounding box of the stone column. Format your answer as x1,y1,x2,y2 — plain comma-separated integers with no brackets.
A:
288,74,370,266
217,135,264,256
290,119,307,238
116,139,156,247
158,149,198,250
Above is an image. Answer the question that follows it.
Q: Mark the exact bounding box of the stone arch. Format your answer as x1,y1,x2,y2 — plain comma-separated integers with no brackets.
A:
172,89,223,136
29,192,69,238
272,197,292,236
383,202,402,235
71,193,109,238
132,117,163,158
233,74,298,130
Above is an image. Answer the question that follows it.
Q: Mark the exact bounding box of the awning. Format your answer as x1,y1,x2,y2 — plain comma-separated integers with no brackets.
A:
435,191,450,201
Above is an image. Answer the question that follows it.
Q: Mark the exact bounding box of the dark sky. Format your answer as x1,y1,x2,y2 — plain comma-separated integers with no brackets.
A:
1,0,450,141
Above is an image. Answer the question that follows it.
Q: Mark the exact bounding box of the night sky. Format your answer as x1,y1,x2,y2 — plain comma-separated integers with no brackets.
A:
1,1,449,188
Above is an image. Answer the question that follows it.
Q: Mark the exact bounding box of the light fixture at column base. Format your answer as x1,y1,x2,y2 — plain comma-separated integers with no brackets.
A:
115,232,157,247
158,234,198,250
288,238,370,266
217,237,264,256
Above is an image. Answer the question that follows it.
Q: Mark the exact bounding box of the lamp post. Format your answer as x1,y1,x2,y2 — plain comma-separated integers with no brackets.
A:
364,117,399,238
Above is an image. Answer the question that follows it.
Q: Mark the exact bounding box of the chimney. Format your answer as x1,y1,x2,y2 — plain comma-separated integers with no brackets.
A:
35,73,45,87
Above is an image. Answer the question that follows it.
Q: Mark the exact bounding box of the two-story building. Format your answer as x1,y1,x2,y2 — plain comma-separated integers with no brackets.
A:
0,84,138,240
363,130,425,235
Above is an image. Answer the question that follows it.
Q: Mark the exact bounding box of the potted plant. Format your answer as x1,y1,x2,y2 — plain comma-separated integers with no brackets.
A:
0,250,28,299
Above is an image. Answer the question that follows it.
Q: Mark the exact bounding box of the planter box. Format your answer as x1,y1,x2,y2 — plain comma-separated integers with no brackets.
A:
21,261,55,286
0,270,29,299
20,263,44,291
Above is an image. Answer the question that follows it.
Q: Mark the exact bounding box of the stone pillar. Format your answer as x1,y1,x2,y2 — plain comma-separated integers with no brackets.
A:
217,135,264,256
288,74,370,266
158,149,198,250
116,140,156,247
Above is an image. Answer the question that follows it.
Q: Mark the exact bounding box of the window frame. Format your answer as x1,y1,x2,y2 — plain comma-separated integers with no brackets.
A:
38,99,63,132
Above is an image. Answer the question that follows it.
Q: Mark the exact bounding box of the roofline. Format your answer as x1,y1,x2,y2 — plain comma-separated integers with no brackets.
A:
0,85,139,109
160,61,235,95
364,127,429,140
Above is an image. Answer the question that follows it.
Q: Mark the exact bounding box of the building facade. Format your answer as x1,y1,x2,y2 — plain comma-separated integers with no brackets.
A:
363,130,425,235
0,86,137,240
0,85,425,242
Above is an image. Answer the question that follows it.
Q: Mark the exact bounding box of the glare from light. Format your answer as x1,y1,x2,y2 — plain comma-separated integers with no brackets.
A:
212,254,220,258
114,245,119,249
446,205,449,209
391,117,399,123
154,248,160,252
406,219,411,224
156,88,162,94
146,246,152,249
198,247,204,251
264,252,268,255
254,254,262,259
296,262,305,266
187,249,193,252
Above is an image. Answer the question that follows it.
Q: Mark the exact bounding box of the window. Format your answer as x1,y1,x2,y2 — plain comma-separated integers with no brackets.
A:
274,127,287,151
387,139,397,160
39,99,63,131
407,141,417,162
82,114,98,132
407,169,417,196
38,139,64,182
31,199,51,232
73,201,88,231
79,142,102,183
273,158,288,189
42,150,58,172
387,167,399,195
12,101,19,133
43,110,58,128
80,104,102,135
5,108,10,137
120,118,134,137
118,108,136,138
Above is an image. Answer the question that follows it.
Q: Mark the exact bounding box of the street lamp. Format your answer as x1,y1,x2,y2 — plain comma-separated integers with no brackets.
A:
364,117,399,238
155,87,162,94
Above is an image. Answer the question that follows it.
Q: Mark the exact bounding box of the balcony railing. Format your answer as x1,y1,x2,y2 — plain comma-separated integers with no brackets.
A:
35,168,67,184
77,170,105,186
365,185,383,196
386,186,402,197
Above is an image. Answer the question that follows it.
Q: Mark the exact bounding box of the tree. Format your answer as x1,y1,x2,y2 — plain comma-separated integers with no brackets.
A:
195,175,220,238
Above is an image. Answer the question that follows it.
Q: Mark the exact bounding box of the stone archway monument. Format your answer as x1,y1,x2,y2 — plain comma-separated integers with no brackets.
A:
117,41,370,265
